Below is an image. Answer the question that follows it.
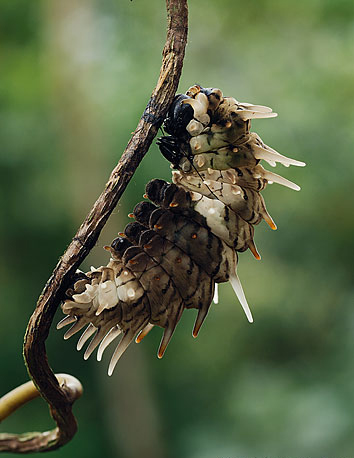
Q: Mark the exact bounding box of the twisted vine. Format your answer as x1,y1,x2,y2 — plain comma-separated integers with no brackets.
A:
0,0,188,452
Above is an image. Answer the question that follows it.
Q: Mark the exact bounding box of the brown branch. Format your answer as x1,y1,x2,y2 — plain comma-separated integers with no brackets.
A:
0,0,188,453
0,375,83,453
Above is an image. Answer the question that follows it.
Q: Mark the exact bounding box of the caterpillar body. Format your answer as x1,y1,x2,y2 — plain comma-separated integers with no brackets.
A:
58,85,305,375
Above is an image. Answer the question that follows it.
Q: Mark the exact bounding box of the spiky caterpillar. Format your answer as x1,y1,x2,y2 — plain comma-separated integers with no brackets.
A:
58,85,305,375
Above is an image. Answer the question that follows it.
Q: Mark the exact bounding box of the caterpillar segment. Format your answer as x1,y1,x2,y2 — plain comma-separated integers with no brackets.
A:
124,222,214,312
58,85,304,374
172,169,275,228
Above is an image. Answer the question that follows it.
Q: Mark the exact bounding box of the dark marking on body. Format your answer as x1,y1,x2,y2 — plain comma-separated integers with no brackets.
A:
224,206,230,222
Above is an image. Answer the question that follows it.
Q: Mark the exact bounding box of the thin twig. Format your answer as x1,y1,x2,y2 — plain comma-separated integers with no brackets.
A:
0,0,188,453
0,374,83,453
0,375,82,424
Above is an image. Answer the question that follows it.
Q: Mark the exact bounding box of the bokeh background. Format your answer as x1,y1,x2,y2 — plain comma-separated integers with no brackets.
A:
1,1,354,457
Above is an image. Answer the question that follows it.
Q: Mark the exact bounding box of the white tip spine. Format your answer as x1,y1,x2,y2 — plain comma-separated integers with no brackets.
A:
57,315,76,330
253,145,306,168
229,270,253,323
213,283,219,304
108,331,135,376
261,168,301,191
97,326,122,361
77,323,96,351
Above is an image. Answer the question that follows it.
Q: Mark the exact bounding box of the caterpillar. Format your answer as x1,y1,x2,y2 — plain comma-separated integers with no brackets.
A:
57,85,305,376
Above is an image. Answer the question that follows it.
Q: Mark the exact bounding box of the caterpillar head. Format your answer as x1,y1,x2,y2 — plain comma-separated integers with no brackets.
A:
164,94,194,137
157,86,222,170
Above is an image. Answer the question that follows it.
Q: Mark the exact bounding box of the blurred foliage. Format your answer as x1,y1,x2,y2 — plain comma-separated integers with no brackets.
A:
1,0,354,457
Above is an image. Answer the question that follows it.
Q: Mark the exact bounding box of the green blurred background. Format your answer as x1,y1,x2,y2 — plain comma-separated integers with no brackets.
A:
1,1,354,457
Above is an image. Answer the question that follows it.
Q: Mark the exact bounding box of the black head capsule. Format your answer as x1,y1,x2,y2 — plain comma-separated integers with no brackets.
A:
164,94,194,137
157,93,195,168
